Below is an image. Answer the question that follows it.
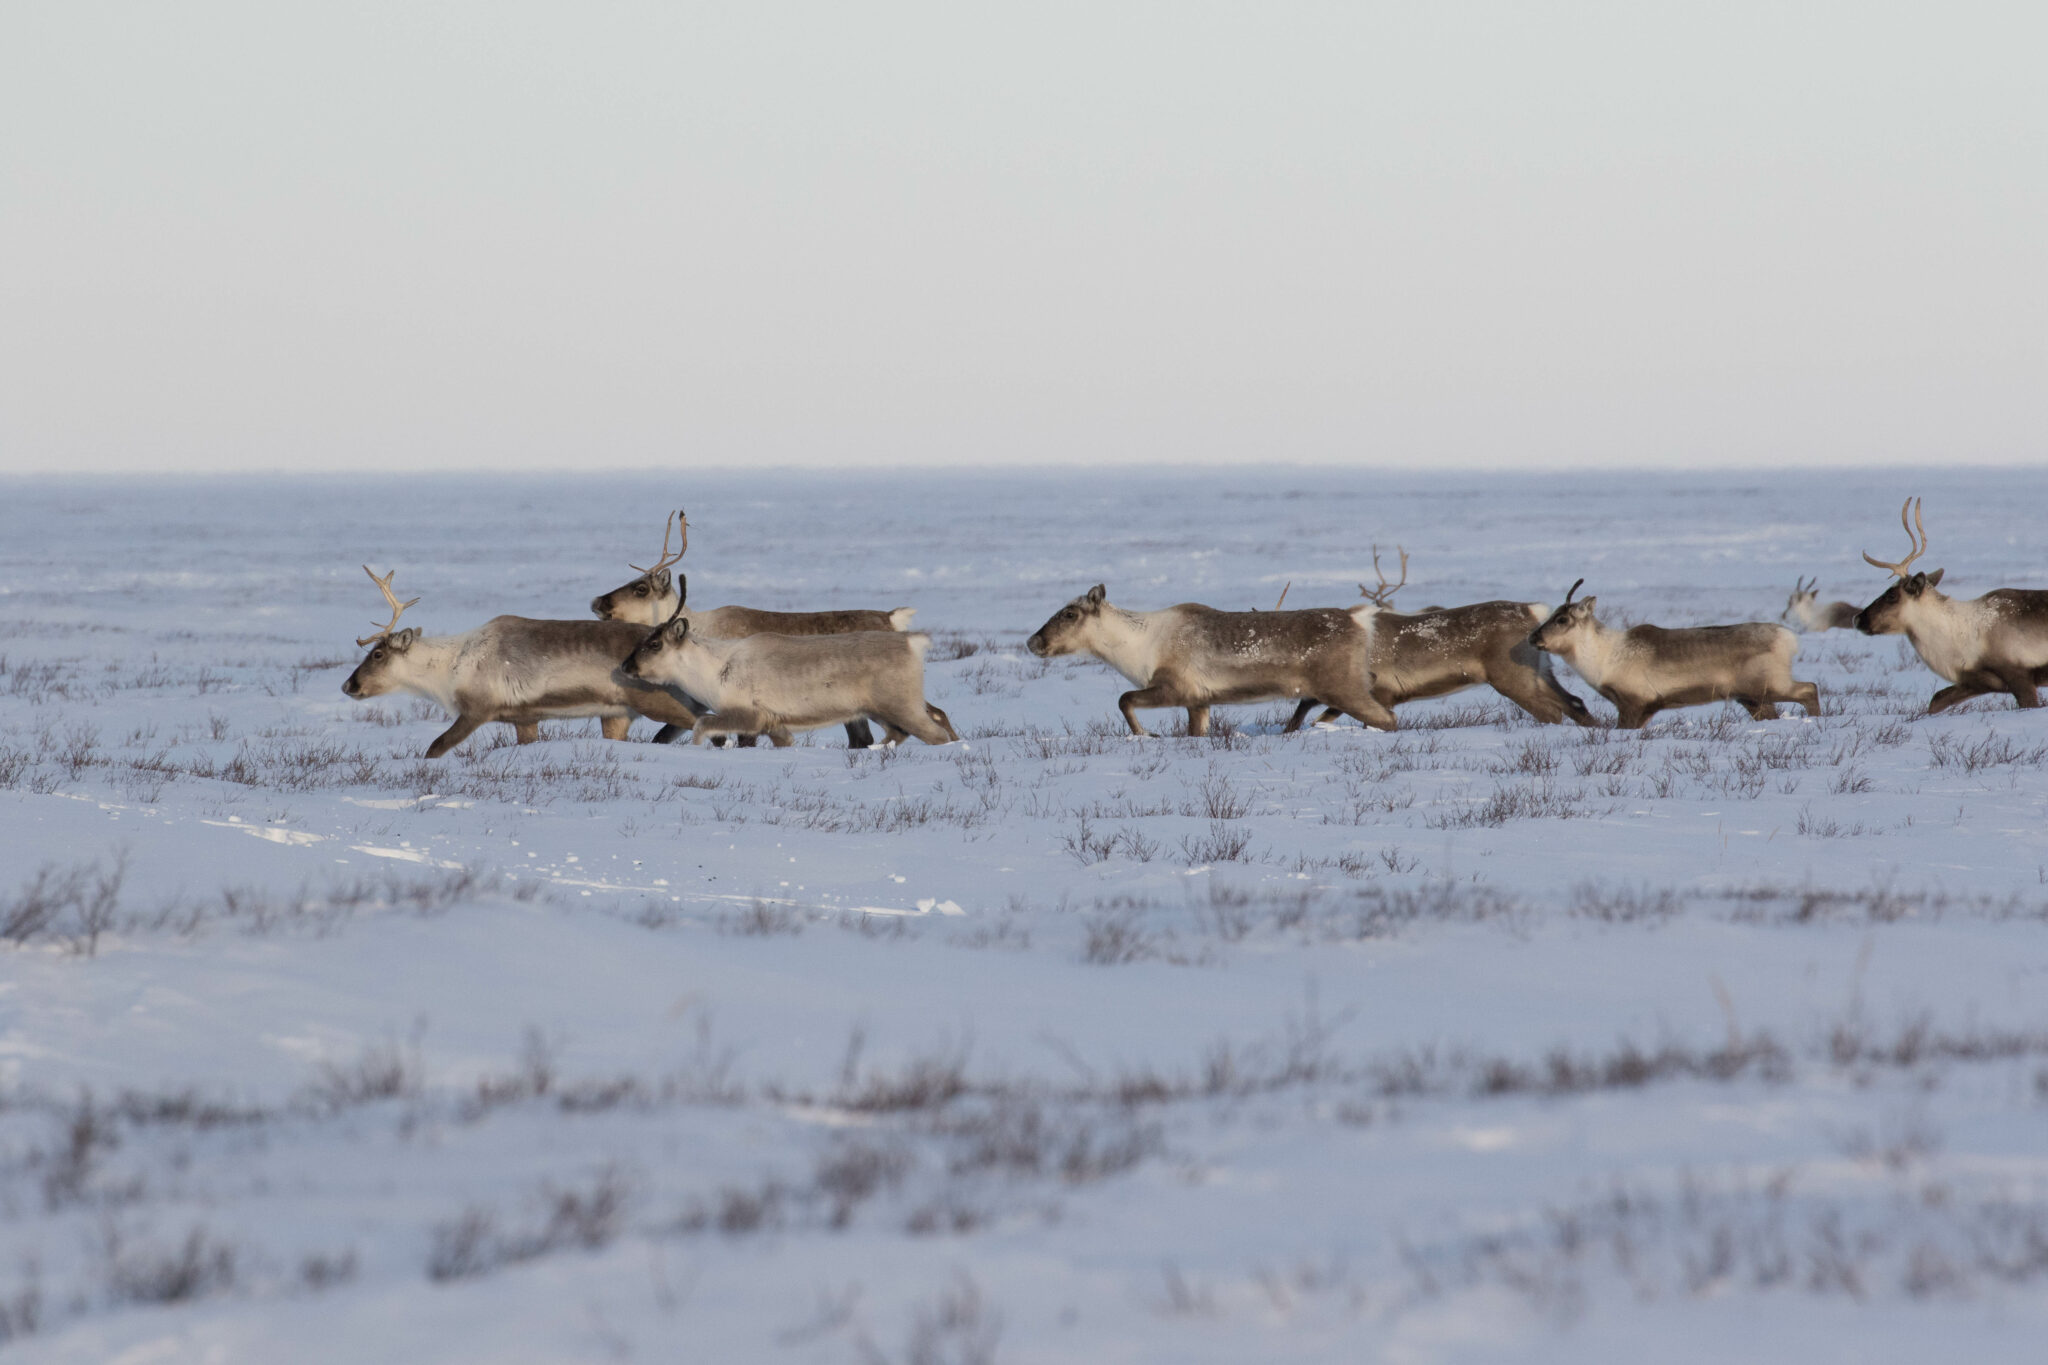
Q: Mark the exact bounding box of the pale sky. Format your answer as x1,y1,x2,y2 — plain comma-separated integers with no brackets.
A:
2,2,2042,474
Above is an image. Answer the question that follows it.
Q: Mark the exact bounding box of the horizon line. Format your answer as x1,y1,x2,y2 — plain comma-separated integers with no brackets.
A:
4,455,2044,481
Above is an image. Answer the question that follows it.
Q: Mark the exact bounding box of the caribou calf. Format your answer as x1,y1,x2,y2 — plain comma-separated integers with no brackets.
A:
589,510,915,747
1025,585,1394,735
620,617,958,747
1528,581,1820,729
1782,578,1859,632
1285,601,1597,731
341,569,699,757
1854,498,2048,712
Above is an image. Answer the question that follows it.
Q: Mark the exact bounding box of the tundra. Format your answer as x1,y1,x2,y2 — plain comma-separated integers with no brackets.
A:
619,614,959,747
1528,579,1820,728
1782,577,1859,632
1855,498,2048,712
341,568,700,757
1025,585,1395,735
590,510,917,747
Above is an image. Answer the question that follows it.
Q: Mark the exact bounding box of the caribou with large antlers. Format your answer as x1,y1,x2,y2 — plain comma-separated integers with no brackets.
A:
1528,579,1819,728
587,509,692,624
589,509,920,747
1025,586,1394,735
1855,498,2048,712
341,567,702,757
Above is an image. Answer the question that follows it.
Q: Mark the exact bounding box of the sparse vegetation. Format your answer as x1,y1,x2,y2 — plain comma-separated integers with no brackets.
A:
8,479,2048,1354
428,1165,633,1280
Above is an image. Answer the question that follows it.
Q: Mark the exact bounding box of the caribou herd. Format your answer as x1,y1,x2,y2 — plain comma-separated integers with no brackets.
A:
342,499,2048,757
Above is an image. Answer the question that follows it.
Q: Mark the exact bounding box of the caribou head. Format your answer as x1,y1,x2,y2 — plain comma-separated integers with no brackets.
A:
1026,584,1108,658
1529,577,1595,652
1855,498,1947,635
342,566,422,698
591,509,688,622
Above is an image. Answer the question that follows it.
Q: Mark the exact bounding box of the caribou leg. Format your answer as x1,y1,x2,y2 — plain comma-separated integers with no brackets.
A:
1117,675,1194,736
1994,667,2041,709
692,707,767,745
1318,685,1397,732
512,722,541,745
1606,691,1654,729
1488,671,1595,726
1493,642,1597,726
1926,673,1999,714
425,714,488,758
876,704,955,745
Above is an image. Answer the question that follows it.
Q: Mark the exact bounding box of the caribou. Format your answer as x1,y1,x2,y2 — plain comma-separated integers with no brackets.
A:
1782,577,1859,632
589,510,917,747
1855,498,2048,712
1284,547,1596,730
341,568,700,757
1528,580,1820,728
1025,585,1394,735
620,614,959,747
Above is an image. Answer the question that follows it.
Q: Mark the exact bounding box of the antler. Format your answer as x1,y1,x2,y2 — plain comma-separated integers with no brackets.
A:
630,509,689,576
356,566,420,647
1358,544,1409,606
1563,577,1585,605
1861,497,1926,578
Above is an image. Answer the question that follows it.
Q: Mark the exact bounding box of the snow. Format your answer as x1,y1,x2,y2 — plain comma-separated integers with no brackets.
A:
2,467,2047,1361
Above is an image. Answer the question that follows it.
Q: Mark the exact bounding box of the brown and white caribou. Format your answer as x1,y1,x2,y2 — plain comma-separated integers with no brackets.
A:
341,568,699,757
1283,548,1594,730
620,613,958,747
1528,580,1820,729
589,510,917,747
1025,585,1394,735
1855,498,2048,712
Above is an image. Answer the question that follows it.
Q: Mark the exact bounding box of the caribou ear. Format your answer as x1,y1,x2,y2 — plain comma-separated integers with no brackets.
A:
650,568,672,592
390,627,421,651
1924,568,1944,587
1578,596,1596,613
1085,584,1106,605
669,616,691,641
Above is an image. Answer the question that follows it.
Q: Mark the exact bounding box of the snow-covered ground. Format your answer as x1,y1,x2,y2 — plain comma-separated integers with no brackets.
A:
3,467,2046,1363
